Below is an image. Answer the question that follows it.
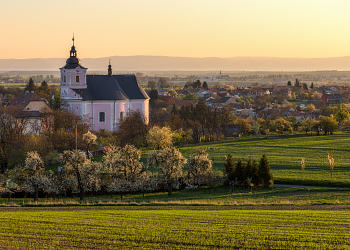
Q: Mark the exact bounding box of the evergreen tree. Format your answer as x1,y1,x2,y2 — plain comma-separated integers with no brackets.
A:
203,81,208,89
234,158,246,185
171,103,178,114
25,78,37,92
295,78,300,87
223,153,235,185
258,154,274,188
38,80,50,95
302,83,308,90
287,81,291,86
149,89,159,108
310,82,314,89
245,159,259,185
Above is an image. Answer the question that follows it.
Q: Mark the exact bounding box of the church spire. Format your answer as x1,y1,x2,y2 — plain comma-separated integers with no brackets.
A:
108,60,112,77
72,33,75,46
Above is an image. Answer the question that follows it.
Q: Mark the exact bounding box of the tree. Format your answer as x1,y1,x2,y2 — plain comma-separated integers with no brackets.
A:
223,153,235,185
103,145,145,182
287,81,291,86
171,103,178,114
245,159,259,186
327,151,335,182
295,79,300,87
339,117,350,132
302,83,308,90
168,89,177,97
203,81,208,89
310,82,314,89
147,147,187,196
319,116,338,135
157,78,168,89
82,131,97,159
234,158,246,186
118,111,147,146
306,104,315,113
335,103,350,122
183,93,198,100
11,151,49,202
149,89,159,108
269,117,291,133
185,148,213,187
25,78,37,92
258,154,273,188
38,80,50,96
235,118,252,135
62,150,101,200
146,126,174,149
147,80,157,89
300,118,317,134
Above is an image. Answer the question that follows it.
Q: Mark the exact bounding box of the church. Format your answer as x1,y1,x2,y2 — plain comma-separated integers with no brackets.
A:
60,38,149,131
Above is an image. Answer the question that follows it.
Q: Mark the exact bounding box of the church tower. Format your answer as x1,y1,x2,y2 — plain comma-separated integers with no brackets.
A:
60,35,88,99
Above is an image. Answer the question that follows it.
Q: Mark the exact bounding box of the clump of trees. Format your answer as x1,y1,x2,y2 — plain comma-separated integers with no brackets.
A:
224,154,273,188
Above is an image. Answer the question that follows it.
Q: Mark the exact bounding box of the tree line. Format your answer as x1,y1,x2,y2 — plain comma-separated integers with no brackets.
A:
0,144,273,201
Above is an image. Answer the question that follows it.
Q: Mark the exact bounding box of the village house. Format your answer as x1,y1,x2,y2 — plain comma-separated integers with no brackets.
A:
321,94,344,105
8,91,52,135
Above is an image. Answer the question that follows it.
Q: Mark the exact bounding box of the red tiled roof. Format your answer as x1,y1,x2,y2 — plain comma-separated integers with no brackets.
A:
175,100,198,107
158,95,176,105
8,92,43,109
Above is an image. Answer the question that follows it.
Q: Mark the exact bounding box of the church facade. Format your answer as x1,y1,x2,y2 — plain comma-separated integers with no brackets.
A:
60,38,149,131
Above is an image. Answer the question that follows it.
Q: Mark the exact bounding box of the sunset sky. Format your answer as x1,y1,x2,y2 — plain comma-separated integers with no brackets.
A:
1,0,349,59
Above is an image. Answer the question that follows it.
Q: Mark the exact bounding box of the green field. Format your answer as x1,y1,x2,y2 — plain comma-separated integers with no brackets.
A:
1,206,350,249
142,133,350,187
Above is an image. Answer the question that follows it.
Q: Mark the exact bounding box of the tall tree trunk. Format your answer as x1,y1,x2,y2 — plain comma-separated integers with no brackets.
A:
168,185,172,197
34,186,39,202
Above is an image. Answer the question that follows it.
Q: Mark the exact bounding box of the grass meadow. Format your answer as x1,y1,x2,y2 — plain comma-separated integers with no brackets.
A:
140,133,350,187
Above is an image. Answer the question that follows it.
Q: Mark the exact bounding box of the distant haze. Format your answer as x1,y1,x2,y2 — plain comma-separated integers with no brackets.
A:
0,56,350,72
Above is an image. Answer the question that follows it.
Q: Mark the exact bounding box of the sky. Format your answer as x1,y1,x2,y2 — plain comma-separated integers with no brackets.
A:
1,0,350,59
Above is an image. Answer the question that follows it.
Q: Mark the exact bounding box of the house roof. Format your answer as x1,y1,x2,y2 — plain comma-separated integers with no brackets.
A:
8,92,44,109
175,100,197,107
323,94,342,99
158,95,176,105
75,75,149,101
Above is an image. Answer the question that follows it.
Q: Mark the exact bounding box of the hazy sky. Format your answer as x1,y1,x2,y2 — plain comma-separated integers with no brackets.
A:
1,0,349,59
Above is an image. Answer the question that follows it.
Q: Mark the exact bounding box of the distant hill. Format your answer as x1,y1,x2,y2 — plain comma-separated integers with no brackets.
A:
0,56,349,72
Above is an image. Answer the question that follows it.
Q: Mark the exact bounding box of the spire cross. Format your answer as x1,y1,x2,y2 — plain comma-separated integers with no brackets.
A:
72,33,75,46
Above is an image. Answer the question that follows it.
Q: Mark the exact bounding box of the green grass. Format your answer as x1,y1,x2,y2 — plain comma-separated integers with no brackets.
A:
141,133,350,187
1,206,350,249
2,186,350,207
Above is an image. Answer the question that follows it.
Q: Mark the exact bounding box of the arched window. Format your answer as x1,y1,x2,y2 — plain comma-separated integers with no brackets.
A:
76,76,80,82
64,76,66,83
99,112,105,123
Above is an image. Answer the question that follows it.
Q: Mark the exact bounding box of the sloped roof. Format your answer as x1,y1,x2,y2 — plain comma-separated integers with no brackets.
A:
8,92,44,109
159,95,176,105
175,100,197,107
77,75,149,101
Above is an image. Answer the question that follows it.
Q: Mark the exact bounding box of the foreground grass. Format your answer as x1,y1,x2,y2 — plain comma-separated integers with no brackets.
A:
140,133,350,187
2,186,350,207
1,207,350,249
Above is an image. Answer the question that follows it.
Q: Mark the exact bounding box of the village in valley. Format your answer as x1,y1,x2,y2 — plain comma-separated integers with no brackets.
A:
2,0,350,249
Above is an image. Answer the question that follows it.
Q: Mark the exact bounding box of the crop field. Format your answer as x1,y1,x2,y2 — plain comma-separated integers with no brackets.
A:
141,133,350,187
0,206,350,249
